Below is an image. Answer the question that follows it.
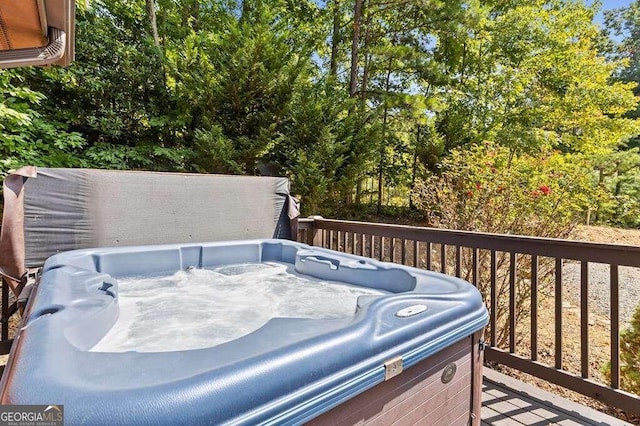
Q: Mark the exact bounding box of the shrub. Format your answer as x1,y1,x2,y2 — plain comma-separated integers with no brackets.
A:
412,142,600,347
619,304,640,395
413,141,597,236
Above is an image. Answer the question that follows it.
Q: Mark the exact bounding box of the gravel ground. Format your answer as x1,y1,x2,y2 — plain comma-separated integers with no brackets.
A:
563,262,640,326
563,225,640,326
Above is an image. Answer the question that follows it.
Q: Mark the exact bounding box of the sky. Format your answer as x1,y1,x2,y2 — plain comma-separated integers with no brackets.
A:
595,0,634,25
601,0,634,8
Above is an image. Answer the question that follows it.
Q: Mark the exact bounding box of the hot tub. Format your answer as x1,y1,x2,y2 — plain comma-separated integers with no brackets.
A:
0,239,488,425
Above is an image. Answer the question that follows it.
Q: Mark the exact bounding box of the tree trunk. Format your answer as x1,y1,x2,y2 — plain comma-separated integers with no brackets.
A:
377,108,388,214
377,59,393,215
146,0,160,48
409,125,421,209
360,8,371,105
614,161,622,196
242,1,251,21
330,0,341,77
182,0,200,31
349,0,363,97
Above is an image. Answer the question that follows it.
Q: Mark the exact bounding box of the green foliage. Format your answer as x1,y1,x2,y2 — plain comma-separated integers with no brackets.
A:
0,70,86,175
604,303,640,396
591,148,640,227
267,79,372,215
194,5,315,173
46,1,171,144
193,126,242,174
3,0,639,224
619,304,640,395
434,0,638,156
413,141,599,345
413,142,596,236
604,0,640,148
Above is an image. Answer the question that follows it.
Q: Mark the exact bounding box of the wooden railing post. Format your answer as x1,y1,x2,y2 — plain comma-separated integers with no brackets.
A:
307,216,324,247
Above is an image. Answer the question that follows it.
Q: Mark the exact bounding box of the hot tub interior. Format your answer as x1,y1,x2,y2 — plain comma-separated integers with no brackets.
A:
91,262,387,353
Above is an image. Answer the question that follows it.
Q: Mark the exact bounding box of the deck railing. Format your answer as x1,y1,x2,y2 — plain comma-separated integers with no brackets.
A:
297,217,640,415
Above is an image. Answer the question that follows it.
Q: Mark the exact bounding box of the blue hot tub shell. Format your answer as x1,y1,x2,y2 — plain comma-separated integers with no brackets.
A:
0,239,488,425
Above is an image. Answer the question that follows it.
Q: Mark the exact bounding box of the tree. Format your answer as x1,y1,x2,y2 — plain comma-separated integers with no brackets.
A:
188,2,323,174
0,70,85,175
434,0,638,156
22,0,186,170
349,0,363,97
604,0,640,146
5,0,639,225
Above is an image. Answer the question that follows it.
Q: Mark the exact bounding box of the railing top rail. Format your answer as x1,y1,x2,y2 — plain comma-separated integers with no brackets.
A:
300,218,640,267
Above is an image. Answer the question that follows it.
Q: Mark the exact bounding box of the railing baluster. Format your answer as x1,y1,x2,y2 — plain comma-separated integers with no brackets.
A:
391,238,396,263
413,240,419,267
1,277,8,341
455,246,461,277
342,231,347,253
490,250,497,347
441,244,447,274
472,248,478,286
379,237,384,261
351,232,355,254
360,234,365,256
328,230,334,250
369,235,374,258
555,258,563,370
531,255,538,361
581,261,589,379
509,252,516,353
611,264,620,389
426,242,432,270
401,239,406,265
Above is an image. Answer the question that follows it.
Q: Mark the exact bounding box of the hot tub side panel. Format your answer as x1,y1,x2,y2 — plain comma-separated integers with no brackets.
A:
306,332,484,426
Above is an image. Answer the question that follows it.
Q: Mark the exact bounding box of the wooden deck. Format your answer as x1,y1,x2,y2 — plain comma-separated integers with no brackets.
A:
482,369,632,426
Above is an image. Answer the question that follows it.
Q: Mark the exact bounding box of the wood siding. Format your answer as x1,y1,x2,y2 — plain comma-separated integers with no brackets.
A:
308,335,482,425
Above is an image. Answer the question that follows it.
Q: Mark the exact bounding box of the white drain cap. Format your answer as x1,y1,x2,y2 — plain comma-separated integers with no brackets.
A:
395,304,427,318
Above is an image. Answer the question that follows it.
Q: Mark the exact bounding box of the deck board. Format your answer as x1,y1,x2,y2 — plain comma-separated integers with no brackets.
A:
482,369,632,426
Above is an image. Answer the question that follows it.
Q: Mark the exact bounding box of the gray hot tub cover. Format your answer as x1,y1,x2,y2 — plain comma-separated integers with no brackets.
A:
0,167,298,296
